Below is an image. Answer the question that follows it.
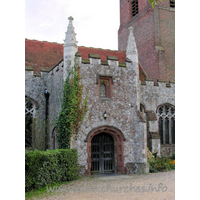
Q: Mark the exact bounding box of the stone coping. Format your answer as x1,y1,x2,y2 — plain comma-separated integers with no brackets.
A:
101,61,108,65
145,78,154,81
25,66,33,71
125,57,132,63
89,54,101,59
119,62,126,67
107,56,119,61
81,58,127,67
82,59,90,64
33,72,41,77
41,67,51,72
75,52,81,57
140,80,175,87
157,79,167,83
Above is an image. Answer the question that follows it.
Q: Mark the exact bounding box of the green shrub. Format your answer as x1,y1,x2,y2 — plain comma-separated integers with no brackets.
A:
25,149,78,192
149,165,158,173
147,149,175,173
171,152,175,160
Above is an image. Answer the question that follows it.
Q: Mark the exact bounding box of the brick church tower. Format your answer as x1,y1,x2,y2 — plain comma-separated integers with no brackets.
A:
118,0,175,82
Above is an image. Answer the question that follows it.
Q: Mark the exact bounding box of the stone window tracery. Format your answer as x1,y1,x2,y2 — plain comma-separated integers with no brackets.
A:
157,104,175,145
25,98,36,148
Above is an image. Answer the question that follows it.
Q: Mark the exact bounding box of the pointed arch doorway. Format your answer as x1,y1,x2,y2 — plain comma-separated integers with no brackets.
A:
85,126,126,175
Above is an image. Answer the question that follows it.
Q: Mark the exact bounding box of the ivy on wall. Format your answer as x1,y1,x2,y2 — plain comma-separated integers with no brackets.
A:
56,62,88,149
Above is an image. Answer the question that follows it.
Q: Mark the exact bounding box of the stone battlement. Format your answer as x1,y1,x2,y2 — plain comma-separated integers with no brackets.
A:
75,52,131,68
140,78,175,88
25,60,64,77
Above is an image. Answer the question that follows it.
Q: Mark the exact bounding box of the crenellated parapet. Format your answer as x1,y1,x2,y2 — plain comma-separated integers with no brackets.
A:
140,78,175,88
75,52,129,68
25,60,64,77
48,60,64,76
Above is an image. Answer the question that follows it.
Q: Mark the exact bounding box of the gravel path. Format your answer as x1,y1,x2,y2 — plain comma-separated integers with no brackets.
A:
38,170,175,200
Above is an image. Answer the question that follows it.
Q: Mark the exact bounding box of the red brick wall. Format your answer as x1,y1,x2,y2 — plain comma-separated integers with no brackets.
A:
119,0,131,29
159,0,170,8
138,0,151,12
119,0,150,29
118,7,160,81
118,0,175,81
159,8,175,81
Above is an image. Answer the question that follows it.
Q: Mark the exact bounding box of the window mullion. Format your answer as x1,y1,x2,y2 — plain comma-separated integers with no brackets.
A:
163,116,165,144
169,116,172,144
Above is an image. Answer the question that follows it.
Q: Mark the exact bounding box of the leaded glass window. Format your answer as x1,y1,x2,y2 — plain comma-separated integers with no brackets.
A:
159,118,163,144
165,118,169,144
25,98,35,148
99,77,111,98
171,117,175,144
157,104,175,145
100,83,106,98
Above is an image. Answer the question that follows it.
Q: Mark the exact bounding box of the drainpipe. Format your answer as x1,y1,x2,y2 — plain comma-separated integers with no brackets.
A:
44,89,49,150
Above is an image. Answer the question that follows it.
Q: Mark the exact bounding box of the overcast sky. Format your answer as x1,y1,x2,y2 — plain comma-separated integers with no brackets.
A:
25,0,120,50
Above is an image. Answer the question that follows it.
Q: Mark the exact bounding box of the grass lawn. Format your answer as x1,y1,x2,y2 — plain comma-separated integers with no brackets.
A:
25,180,73,200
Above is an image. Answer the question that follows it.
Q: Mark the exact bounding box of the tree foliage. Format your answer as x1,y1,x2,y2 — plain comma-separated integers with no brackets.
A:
149,0,162,8
56,62,88,149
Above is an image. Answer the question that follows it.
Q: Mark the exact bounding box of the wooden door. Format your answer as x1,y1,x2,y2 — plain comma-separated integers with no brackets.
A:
91,133,114,174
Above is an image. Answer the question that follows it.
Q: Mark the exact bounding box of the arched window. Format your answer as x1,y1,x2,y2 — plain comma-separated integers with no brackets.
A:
157,104,175,145
25,98,36,148
100,83,106,97
99,77,112,98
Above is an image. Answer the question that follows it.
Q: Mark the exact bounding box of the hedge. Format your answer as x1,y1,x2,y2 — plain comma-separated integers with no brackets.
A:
25,149,79,192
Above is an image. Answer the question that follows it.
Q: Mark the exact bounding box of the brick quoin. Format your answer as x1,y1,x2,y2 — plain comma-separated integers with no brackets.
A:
118,0,175,82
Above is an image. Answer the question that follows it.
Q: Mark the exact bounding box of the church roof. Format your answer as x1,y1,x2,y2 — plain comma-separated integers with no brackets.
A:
77,46,126,63
25,39,63,69
25,39,147,81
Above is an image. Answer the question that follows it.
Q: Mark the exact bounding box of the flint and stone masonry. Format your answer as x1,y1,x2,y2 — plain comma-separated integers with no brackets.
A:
25,0,175,175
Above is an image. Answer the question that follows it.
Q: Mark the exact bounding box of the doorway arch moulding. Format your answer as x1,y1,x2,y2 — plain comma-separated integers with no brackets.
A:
84,125,126,175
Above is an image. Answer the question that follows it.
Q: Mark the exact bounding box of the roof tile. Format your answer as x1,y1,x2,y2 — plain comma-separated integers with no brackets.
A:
25,39,147,81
